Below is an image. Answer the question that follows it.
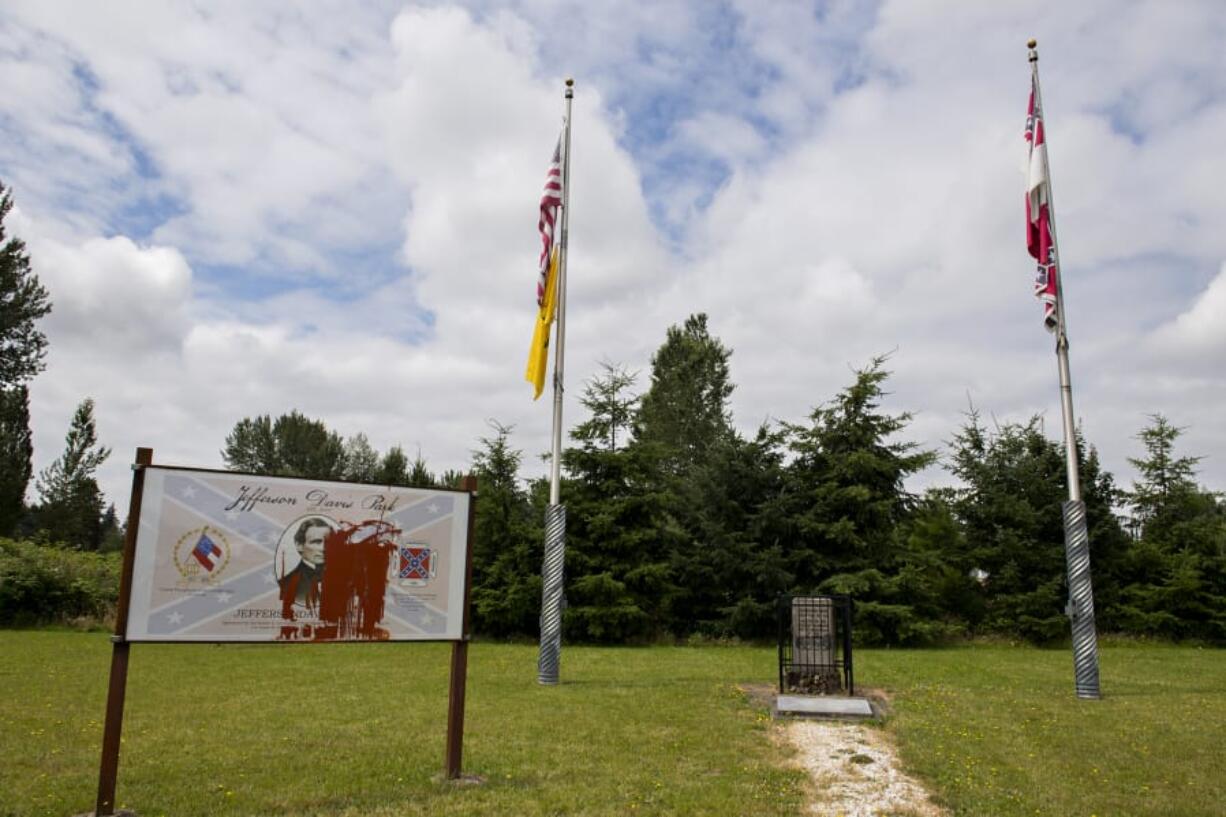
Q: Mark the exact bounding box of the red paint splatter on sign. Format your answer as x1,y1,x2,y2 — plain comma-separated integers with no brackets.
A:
278,519,400,641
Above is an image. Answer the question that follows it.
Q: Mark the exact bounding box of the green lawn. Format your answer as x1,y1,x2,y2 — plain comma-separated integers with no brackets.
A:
859,643,1226,817
0,633,802,817
1,633,1223,817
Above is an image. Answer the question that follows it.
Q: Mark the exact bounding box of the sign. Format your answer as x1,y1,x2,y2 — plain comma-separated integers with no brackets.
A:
125,467,471,642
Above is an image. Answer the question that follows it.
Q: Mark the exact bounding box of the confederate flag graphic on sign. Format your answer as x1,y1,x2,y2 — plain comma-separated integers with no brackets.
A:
192,531,223,572
398,546,434,585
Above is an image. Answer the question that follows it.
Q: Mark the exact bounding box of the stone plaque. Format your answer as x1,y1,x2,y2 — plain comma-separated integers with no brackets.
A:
789,596,840,693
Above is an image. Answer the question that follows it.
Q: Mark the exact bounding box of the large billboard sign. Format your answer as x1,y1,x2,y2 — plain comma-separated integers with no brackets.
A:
125,466,471,642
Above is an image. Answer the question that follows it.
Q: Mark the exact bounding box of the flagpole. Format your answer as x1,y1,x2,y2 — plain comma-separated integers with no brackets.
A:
538,78,574,686
1029,39,1101,700
550,81,574,504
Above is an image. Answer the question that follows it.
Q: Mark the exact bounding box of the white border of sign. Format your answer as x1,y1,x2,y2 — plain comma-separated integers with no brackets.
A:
125,466,471,642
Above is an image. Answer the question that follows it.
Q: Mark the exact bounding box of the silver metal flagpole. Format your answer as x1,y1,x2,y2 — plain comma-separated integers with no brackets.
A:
1029,39,1101,700
538,78,574,686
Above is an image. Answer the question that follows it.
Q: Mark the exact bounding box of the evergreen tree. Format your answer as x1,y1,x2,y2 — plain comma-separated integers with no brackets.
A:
946,413,1127,642
780,357,937,644
0,182,52,389
376,445,410,486
564,364,680,641
633,313,734,476
468,422,541,636
631,318,740,638
896,491,980,634
0,184,49,537
1118,416,1226,640
342,433,380,483
580,363,639,452
407,452,435,488
681,425,793,638
221,410,346,479
99,503,125,552
1126,415,1204,543
36,398,111,549
1076,443,1134,633
0,385,33,535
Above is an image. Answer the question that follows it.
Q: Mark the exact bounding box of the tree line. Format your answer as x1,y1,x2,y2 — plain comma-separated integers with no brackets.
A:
216,314,1225,646
2,180,1222,642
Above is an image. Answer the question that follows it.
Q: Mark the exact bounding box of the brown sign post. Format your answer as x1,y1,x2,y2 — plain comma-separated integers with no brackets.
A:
94,447,151,816
445,473,478,780
91,449,478,814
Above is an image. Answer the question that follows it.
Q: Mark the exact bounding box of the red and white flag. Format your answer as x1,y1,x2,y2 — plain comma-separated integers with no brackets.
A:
536,133,564,306
1025,77,1059,332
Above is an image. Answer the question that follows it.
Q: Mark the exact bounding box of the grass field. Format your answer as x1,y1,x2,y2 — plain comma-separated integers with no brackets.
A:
1,633,1222,816
860,643,1226,817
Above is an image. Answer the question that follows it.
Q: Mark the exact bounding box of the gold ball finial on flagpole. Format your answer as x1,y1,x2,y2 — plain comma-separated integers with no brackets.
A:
1027,38,1037,49
565,78,574,87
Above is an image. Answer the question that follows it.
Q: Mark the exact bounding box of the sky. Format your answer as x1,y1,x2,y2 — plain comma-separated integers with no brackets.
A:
1,0,1224,512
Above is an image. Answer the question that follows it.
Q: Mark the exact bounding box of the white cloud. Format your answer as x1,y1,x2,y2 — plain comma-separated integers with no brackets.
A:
35,235,191,351
1153,263,1226,354
3,0,1225,512
4,1,402,276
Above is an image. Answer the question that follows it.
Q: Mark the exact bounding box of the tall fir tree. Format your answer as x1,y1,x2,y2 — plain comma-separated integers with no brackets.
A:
0,385,33,535
36,398,111,549
0,182,52,389
0,183,51,538
468,422,541,636
631,318,739,638
1118,415,1226,640
376,445,410,486
1126,415,1203,544
680,425,793,638
895,491,980,636
564,364,680,641
342,433,380,483
946,413,1127,642
99,502,124,552
781,357,937,644
407,452,436,488
633,313,734,476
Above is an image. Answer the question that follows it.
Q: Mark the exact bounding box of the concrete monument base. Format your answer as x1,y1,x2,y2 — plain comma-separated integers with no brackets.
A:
775,694,874,719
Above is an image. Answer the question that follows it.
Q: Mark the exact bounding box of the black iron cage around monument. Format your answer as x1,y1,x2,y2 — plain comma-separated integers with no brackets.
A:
778,594,854,695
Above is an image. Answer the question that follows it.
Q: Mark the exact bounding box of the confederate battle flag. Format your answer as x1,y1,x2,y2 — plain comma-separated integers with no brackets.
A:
1025,76,1059,332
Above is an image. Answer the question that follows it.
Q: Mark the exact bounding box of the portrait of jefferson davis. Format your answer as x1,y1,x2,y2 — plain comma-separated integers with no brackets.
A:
277,516,332,612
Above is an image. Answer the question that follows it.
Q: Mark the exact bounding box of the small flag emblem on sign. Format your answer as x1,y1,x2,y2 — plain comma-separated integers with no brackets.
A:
192,532,223,572
398,546,435,586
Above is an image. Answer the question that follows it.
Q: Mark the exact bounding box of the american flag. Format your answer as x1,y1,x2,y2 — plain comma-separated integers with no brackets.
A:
1025,76,1058,332
536,133,564,306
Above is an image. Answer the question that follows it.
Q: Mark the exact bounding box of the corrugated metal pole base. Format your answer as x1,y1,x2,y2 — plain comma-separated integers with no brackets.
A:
1063,500,1101,699
537,503,566,685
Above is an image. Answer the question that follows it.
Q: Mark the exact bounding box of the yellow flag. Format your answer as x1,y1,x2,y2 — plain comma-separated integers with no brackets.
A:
525,248,559,399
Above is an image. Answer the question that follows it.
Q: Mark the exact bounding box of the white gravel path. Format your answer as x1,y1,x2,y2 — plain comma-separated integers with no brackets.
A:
781,719,946,817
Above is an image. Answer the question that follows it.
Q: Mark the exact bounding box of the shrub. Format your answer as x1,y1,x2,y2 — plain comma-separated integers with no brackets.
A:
0,538,120,627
